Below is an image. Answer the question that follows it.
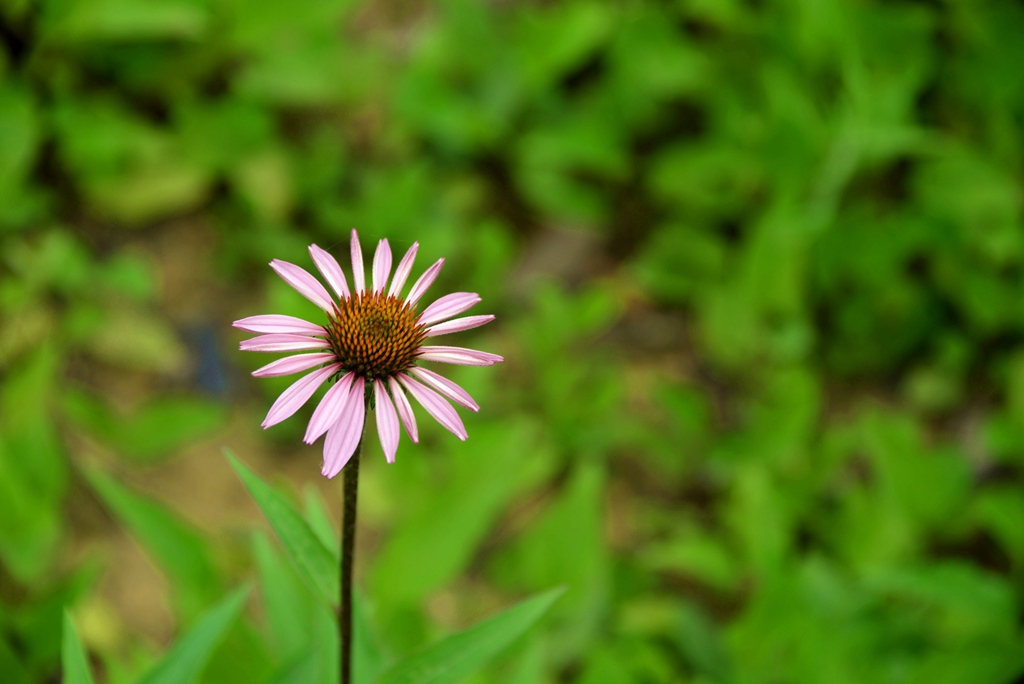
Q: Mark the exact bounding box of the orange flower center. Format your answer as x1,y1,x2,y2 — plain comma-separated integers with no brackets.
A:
325,292,427,380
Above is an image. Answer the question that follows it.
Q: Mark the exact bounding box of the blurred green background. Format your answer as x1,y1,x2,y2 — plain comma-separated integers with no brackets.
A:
2,0,1024,681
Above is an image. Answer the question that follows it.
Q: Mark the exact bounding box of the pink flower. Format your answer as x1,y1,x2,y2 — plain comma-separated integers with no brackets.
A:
234,230,503,478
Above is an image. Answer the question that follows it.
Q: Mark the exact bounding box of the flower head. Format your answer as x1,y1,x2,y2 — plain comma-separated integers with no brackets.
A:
234,230,503,478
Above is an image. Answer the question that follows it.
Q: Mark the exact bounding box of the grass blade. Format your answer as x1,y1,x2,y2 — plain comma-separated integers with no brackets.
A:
61,611,96,684
137,586,249,684
377,587,563,684
226,449,338,607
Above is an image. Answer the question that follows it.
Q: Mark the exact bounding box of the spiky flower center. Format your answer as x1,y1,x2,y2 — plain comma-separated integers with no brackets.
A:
325,292,426,380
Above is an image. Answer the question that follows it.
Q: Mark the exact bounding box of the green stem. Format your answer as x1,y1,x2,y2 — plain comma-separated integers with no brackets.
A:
340,425,364,684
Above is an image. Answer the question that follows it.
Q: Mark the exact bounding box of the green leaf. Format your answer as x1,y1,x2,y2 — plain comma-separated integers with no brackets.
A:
515,2,611,89
502,638,546,684
43,0,209,42
0,635,31,684
862,411,971,527
248,541,340,684
0,561,98,675
226,449,338,606
0,342,67,497
116,398,228,460
50,98,212,225
674,602,731,682
256,523,382,684
252,530,314,662
61,611,96,684
491,462,609,660
137,587,250,684
864,562,1017,641
84,468,222,618
64,391,227,461
352,589,387,684
0,83,40,197
266,650,319,684
0,435,62,583
644,529,741,593
304,484,339,557
371,422,546,606
973,486,1024,567
235,45,351,107
909,642,1024,684
82,307,188,374
377,587,564,684
232,147,294,222
0,344,66,581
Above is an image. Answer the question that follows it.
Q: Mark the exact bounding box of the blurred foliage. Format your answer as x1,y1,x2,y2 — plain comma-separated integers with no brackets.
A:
2,0,1024,681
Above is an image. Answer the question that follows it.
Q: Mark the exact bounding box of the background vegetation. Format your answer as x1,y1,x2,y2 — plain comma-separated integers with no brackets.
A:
2,0,1023,681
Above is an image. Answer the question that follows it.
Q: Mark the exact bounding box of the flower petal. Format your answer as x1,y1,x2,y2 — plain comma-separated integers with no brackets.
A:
262,363,341,429
398,373,467,440
388,242,419,298
252,352,336,377
270,259,335,312
409,367,479,412
304,371,355,444
406,258,444,307
416,345,504,366
240,334,332,353
309,244,350,300
233,314,325,336
350,229,365,294
426,315,495,337
322,377,366,478
372,239,392,294
419,292,481,327
388,376,418,443
374,379,400,463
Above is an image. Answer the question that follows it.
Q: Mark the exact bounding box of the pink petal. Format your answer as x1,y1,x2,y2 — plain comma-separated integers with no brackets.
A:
350,229,365,294
262,363,341,429
388,376,418,443
309,244,350,300
374,379,400,463
398,373,467,441
252,352,336,377
270,260,335,312
240,334,332,353
406,258,444,307
419,292,481,327
416,346,504,366
388,242,419,298
303,371,355,444
322,377,366,479
372,239,392,294
233,314,325,336
409,367,479,411
426,315,495,337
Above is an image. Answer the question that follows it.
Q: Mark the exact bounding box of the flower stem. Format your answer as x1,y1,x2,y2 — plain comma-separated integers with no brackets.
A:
340,428,364,684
